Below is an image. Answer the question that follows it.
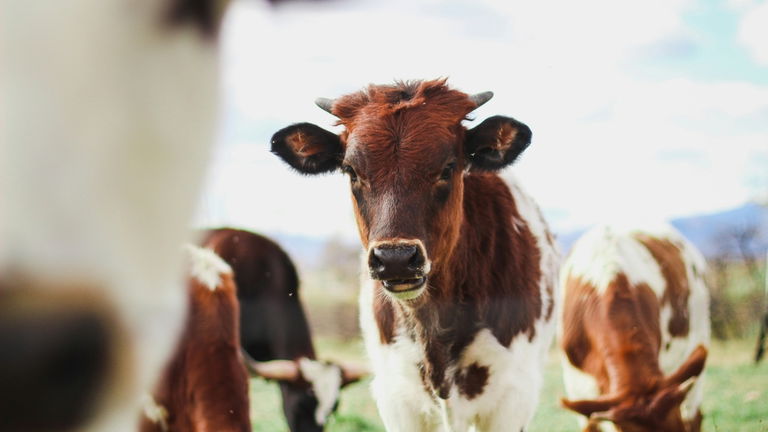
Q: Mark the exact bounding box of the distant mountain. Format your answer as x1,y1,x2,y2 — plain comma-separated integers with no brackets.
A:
670,202,768,260
555,202,768,260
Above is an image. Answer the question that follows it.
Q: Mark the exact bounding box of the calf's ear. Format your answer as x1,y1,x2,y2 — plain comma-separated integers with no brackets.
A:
271,123,343,175
464,115,532,171
662,344,707,388
560,393,622,418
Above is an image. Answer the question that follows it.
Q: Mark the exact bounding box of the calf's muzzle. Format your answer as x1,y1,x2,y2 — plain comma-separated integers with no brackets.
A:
367,242,428,292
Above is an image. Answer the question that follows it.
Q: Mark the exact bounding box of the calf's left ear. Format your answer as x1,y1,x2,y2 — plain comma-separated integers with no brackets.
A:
662,344,707,388
464,116,532,171
561,394,622,418
271,123,343,175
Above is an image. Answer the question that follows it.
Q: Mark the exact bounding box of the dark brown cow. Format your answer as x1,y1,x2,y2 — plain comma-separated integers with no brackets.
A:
201,228,366,432
270,79,560,431
140,245,250,432
559,224,710,432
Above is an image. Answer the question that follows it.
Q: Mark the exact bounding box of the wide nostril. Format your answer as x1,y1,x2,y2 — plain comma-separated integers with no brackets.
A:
368,250,385,274
407,248,425,270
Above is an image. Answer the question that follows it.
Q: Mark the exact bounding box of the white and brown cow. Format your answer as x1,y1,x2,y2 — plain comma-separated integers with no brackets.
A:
559,224,710,432
0,1,306,431
1,2,226,430
270,79,560,431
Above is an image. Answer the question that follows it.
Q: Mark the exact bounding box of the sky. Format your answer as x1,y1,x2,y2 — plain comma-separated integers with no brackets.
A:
195,0,768,242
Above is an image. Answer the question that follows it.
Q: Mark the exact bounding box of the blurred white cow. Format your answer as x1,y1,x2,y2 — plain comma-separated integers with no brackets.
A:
0,1,276,431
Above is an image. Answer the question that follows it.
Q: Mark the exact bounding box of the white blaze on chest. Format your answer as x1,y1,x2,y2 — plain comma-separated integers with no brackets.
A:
446,328,549,430
298,358,343,426
357,174,559,431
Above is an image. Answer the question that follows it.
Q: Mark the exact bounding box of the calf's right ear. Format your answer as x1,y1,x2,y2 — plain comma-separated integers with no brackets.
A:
271,123,343,175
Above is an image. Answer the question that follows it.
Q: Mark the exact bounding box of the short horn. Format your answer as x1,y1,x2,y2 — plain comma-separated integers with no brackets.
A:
249,359,301,382
315,97,335,115
469,91,494,109
242,350,301,382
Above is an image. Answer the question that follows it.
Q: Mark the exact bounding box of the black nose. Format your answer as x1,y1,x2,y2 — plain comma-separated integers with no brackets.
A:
368,244,425,280
0,303,111,432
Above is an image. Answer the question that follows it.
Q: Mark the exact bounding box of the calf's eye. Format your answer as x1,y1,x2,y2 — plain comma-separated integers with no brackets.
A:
439,163,456,181
342,165,358,183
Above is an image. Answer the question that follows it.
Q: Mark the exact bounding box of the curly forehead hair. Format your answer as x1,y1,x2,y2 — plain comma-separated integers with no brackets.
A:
331,79,477,128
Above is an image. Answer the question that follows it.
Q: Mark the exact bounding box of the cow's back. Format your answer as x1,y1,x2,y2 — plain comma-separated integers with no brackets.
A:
202,228,315,361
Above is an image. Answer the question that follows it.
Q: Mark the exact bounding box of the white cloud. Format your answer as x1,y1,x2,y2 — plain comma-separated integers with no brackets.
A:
195,141,359,240
728,0,760,11
738,1,768,65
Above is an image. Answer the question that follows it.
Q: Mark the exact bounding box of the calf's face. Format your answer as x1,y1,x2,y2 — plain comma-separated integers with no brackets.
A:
271,80,532,301
562,345,708,432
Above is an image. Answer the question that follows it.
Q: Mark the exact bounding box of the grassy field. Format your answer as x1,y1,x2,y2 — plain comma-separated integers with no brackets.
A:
249,338,768,431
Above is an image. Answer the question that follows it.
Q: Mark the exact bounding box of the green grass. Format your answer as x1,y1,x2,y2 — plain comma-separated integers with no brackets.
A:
249,376,383,432
701,340,768,432
249,339,768,431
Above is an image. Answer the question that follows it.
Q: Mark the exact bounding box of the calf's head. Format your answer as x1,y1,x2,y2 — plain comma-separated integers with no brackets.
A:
562,345,708,432
271,79,531,301
247,356,368,430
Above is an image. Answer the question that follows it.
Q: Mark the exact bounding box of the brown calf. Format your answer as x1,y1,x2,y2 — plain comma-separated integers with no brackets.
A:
140,245,250,432
560,224,710,432
271,79,560,431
